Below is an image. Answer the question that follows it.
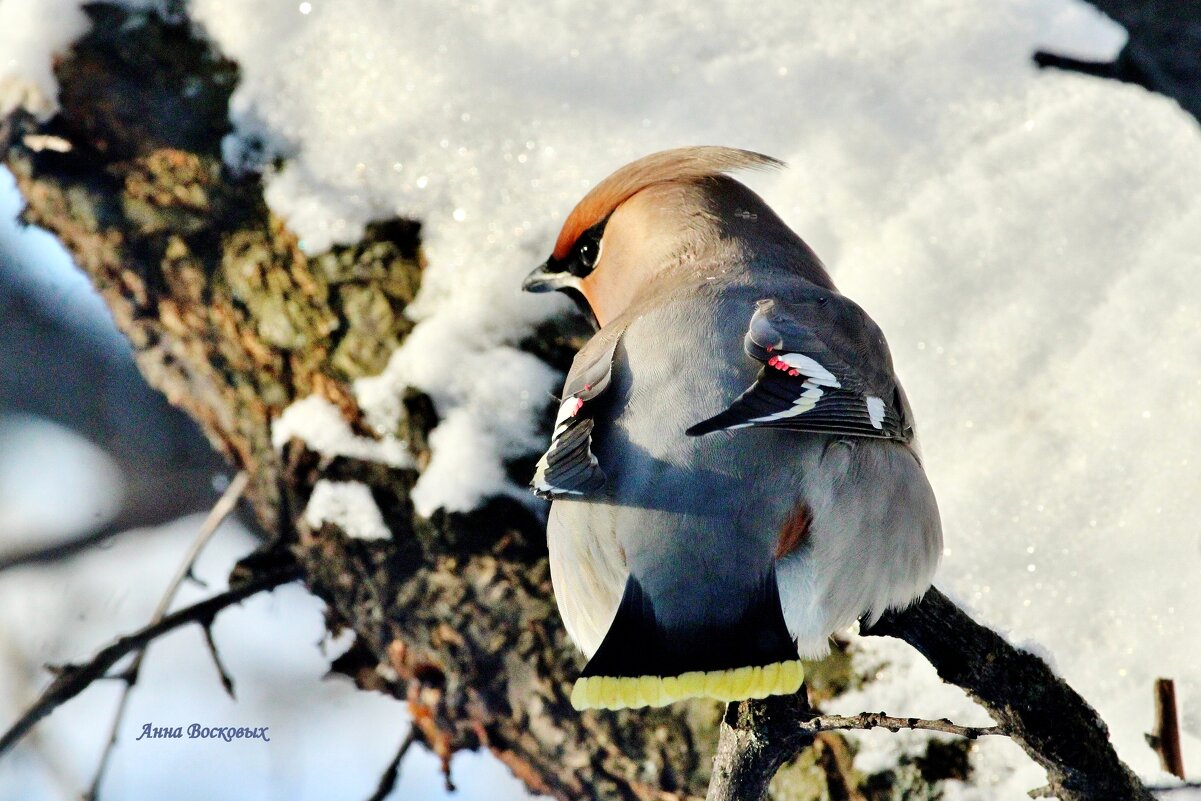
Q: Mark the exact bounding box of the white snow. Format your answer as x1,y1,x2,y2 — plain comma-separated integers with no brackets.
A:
271,394,413,468
303,479,391,540
355,342,559,515
0,0,89,119
183,0,1200,793
4,0,1200,797
0,0,198,119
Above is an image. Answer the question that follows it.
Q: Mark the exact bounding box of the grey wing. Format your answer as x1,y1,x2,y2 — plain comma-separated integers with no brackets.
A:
686,296,911,441
530,328,621,499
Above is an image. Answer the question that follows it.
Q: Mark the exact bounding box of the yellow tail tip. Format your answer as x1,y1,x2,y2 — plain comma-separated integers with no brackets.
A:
570,660,804,711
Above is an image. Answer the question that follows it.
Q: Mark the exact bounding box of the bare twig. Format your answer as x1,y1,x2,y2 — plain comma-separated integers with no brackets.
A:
154,472,251,620
1034,3,1201,126
1032,51,1121,80
0,634,77,800
199,623,236,699
0,562,301,757
801,712,1003,740
1149,678,1186,780
364,728,420,801
1149,782,1201,793
83,471,248,800
705,587,1154,801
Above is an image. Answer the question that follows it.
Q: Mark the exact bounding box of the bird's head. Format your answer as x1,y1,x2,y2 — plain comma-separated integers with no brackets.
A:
523,146,798,328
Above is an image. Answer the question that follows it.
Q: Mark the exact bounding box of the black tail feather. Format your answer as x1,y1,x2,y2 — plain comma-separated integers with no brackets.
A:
580,568,797,680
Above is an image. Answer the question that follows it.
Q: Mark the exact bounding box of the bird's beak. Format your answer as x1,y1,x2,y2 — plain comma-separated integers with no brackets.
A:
522,261,575,293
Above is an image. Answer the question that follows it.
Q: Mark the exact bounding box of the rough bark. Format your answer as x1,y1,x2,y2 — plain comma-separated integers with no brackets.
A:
706,693,818,801
1,4,1173,800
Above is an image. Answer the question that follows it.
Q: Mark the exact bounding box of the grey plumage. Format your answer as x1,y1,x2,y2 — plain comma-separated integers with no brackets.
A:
524,147,942,708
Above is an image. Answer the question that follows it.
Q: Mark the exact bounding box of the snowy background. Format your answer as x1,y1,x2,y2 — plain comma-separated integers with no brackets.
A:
2,0,1200,799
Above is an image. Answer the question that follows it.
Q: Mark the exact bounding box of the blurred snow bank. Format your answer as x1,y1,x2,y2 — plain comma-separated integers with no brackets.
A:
0,414,123,550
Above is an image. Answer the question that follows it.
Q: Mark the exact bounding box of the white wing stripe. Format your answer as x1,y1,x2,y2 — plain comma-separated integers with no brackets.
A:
866,395,886,429
748,379,826,423
776,353,840,387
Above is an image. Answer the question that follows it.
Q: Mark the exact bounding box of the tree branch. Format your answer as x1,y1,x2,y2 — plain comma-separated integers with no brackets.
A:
1034,1,1201,125
0,521,135,574
0,256,232,571
0,5,1176,799
864,587,1154,801
1032,52,1121,80
706,691,818,801
1149,782,1201,794
0,562,301,757
708,588,1152,801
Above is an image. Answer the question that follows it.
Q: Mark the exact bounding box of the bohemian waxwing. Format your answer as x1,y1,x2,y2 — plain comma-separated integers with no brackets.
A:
522,146,942,711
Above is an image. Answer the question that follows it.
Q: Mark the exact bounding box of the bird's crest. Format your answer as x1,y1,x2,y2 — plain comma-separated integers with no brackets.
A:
552,146,784,260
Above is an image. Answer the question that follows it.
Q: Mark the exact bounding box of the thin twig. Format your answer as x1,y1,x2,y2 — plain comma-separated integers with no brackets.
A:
0,562,301,757
153,473,252,623
200,623,236,698
1032,51,1120,80
364,728,420,801
801,712,1003,740
83,472,248,800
